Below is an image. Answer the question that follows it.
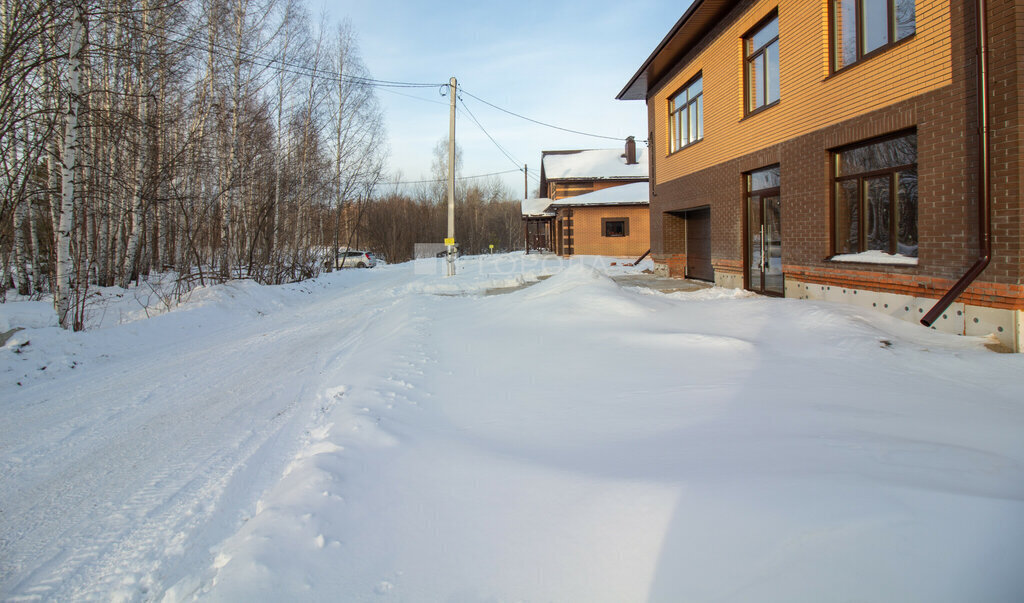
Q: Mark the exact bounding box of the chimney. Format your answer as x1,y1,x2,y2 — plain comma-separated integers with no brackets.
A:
624,136,637,165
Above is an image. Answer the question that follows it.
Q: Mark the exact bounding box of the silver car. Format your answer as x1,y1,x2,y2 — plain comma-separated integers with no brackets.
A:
328,250,377,269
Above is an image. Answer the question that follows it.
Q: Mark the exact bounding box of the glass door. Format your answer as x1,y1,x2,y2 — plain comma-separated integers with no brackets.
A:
747,195,763,291
746,166,783,296
763,195,783,295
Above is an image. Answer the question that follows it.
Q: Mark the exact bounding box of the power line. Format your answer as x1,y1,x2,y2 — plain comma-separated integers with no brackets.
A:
455,94,541,187
377,86,451,107
378,168,523,186
75,8,639,146
90,16,631,191
456,96,524,173
85,18,633,151
459,88,629,142
118,17,443,90
453,97,542,191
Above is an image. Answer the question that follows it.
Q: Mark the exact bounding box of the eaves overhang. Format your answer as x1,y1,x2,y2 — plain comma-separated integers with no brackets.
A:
547,201,650,208
616,0,738,101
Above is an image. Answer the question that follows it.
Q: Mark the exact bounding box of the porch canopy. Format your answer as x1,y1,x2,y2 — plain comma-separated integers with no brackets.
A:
521,197,556,217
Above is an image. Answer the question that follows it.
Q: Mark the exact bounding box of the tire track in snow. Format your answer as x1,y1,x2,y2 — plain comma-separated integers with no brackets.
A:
185,296,438,600
0,286,390,601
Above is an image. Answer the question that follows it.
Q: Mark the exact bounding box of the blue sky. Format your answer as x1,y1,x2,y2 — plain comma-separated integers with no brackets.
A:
316,0,691,197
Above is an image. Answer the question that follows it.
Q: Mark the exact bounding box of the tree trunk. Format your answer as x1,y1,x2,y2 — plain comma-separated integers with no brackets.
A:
55,4,85,330
122,0,150,287
13,196,30,295
28,194,42,291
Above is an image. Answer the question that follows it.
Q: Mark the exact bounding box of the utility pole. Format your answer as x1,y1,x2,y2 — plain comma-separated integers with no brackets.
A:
524,164,528,199
446,76,457,277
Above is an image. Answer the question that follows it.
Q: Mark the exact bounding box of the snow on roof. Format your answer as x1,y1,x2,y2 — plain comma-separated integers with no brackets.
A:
548,182,650,207
521,198,555,217
542,148,649,181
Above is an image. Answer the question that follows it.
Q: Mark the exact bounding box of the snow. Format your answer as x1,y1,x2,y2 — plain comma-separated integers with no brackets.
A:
521,197,555,217
830,249,919,265
521,181,650,215
3,254,1024,602
548,180,650,207
542,148,649,180
0,297,55,331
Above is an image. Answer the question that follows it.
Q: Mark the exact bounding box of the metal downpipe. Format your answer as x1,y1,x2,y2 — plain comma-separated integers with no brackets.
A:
921,0,991,327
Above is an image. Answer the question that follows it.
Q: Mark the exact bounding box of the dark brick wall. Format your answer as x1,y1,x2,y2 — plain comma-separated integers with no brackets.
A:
648,0,1022,302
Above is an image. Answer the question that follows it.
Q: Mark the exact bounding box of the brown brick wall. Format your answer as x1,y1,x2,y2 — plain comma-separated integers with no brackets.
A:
786,264,1024,310
662,212,687,261
652,253,688,278
987,1,1024,283
567,206,651,257
645,0,1023,307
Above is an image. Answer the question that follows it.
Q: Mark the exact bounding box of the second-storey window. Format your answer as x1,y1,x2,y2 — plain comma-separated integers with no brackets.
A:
669,74,703,153
833,0,915,71
745,14,779,113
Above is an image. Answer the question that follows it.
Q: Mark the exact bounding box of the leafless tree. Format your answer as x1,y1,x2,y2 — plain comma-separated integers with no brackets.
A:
0,0,537,330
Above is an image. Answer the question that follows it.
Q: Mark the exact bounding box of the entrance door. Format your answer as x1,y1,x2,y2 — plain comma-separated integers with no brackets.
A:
746,166,783,295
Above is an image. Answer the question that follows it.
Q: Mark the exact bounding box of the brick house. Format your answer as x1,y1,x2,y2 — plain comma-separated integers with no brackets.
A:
618,0,1023,350
522,139,651,257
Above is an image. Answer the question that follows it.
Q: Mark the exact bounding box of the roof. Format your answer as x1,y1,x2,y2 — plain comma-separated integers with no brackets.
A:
541,148,649,181
521,198,556,217
548,182,650,208
617,0,737,101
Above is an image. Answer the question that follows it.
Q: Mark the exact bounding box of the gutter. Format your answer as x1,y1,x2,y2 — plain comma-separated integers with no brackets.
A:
921,0,991,328
617,0,707,100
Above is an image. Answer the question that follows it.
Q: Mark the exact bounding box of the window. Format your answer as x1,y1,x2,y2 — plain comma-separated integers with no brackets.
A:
745,14,779,113
602,218,629,237
832,0,915,71
669,74,703,153
833,131,917,258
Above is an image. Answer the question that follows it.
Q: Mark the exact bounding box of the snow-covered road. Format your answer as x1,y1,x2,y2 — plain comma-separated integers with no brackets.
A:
1,272,397,599
3,254,1024,601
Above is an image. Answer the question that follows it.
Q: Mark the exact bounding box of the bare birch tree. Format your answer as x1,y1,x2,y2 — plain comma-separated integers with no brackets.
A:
55,2,86,329
2,0,395,325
